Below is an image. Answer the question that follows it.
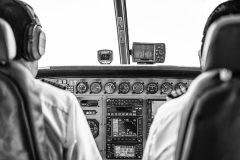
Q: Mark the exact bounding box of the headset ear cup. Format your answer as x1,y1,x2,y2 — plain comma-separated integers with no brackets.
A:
31,25,45,60
24,24,45,61
38,31,46,57
23,25,31,61
28,25,36,61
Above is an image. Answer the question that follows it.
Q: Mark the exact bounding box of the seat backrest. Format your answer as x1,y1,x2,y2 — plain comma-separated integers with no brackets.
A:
201,15,240,72
0,18,48,160
175,15,240,160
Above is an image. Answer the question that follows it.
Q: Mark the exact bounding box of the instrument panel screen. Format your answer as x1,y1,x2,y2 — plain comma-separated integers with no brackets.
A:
113,118,138,137
110,107,133,112
133,44,154,60
101,52,111,60
114,145,135,158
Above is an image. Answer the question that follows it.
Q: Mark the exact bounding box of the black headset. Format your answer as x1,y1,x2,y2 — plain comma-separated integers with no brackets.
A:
14,0,46,61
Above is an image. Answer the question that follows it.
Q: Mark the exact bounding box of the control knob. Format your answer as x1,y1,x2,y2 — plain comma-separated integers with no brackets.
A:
137,137,142,142
137,154,142,159
107,138,112,142
107,153,111,158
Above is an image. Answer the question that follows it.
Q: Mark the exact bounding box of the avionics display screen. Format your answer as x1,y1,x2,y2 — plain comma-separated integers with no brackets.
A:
112,118,138,137
114,146,135,158
100,51,111,60
133,44,154,60
110,107,132,112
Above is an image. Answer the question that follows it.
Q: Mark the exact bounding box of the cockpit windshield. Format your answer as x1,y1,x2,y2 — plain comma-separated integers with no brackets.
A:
24,0,225,67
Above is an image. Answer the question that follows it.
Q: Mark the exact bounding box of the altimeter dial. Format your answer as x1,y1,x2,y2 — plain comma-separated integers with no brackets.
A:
118,82,130,94
132,82,144,94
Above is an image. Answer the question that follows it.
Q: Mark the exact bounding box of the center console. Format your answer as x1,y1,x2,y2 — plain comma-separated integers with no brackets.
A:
106,99,143,159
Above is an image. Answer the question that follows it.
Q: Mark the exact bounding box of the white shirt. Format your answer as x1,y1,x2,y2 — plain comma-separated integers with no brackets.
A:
34,79,102,160
143,93,187,160
143,70,218,160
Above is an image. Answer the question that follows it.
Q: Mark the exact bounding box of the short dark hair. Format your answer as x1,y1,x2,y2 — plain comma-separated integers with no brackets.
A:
201,0,240,54
0,0,31,59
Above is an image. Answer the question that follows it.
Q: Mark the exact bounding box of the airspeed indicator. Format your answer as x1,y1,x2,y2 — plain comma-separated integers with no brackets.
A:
90,82,102,94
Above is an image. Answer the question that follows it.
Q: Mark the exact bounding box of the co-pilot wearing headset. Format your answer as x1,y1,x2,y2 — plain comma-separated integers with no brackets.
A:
142,1,240,160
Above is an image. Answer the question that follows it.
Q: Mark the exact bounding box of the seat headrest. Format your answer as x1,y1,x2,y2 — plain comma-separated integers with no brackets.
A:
201,15,240,72
0,18,16,62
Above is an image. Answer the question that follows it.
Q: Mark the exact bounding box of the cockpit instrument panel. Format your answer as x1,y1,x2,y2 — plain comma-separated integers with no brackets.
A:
132,42,165,64
39,73,198,160
106,98,143,159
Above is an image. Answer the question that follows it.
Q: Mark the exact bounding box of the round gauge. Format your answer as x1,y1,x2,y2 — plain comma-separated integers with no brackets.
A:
90,82,102,94
145,50,153,59
119,82,130,94
104,82,116,94
160,82,173,94
87,119,99,138
175,82,188,91
76,82,88,93
147,82,158,94
132,82,144,94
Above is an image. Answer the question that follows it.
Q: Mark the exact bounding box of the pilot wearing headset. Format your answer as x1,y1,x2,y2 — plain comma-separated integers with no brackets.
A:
142,1,240,160
0,0,102,159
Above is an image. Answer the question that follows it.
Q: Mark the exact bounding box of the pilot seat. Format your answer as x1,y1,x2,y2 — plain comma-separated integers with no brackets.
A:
175,15,240,160
0,18,48,159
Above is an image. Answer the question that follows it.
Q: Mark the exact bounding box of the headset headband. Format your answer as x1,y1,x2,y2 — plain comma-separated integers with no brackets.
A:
12,0,46,61
13,0,41,26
